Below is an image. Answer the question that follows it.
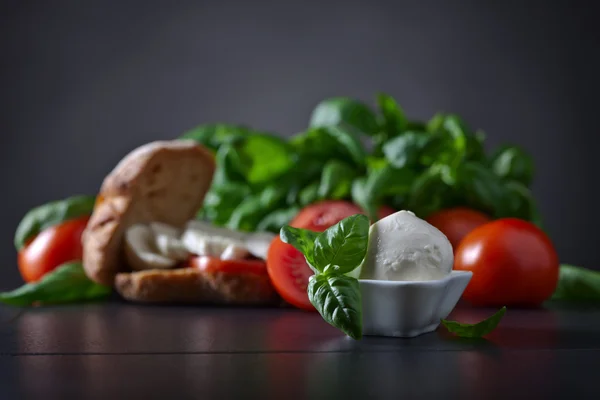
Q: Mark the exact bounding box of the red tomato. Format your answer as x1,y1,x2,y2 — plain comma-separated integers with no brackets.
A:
454,218,559,307
18,216,90,283
188,256,268,275
426,207,492,250
267,200,363,311
377,205,396,220
290,200,363,231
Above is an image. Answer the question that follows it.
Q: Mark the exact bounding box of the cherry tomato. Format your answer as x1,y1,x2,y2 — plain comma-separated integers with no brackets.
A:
426,207,492,250
18,216,90,283
454,218,559,307
188,256,268,275
267,200,363,311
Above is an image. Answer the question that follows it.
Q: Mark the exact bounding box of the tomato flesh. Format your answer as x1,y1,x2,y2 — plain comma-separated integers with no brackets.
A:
426,207,491,250
266,237,315,310
188,256,268,275
454,218,559,307
18,216,90,283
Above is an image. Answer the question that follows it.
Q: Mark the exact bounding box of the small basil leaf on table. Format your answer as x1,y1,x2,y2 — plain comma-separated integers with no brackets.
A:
441,306,507,338
313,214,370,275
14,195,96,251
376,93,407,137
308,274,363,340
551,265,600,302
383,132,430,169
310,97,379,136
489,145,534,187
280,226,320,272
318,160,357,200
257,207,301,233
180,123,252,150
0,262,112,306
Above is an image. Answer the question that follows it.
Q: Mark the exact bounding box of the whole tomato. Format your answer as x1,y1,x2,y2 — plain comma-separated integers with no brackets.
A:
426,207,491,250
18,216,90,282
454,218,559,307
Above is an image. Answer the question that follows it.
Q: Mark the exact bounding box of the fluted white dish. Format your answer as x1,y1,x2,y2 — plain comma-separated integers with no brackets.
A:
359,270,473,338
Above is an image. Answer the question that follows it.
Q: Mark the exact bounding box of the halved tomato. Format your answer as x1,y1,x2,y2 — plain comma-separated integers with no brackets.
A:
266,200,364,311
290,200,363,231
189,256,268,275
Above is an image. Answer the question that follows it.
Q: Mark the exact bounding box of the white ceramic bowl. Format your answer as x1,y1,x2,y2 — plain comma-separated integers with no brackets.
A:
359,270,473,338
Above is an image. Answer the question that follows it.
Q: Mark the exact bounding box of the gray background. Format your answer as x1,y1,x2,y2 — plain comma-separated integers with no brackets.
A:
1,0,598,288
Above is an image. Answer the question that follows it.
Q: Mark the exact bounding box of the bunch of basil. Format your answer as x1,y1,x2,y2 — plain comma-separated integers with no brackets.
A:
182,93,540,232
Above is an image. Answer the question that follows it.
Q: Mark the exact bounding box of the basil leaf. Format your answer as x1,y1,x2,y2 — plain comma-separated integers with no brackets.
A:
291,126,366,167
421,114,468,170
14,195,95,251
180,123,252,150
466,131,487,162
257,207,300,233
352,164,416,220
351,177,371,218
377,93,407,137
489,145,534,187
313,214,369,275
198,182,252,225
212,144,248,186
457,162,512,218
504,181,543,226
234,134,294,185
551,265,600,302
318,160,357,200
299,182,320,207
310,97,379,135
308,274,362,340
0,262,112,306
441,306,506,338
280,225,319,272
407,166,457,218
383,132,430,169
227,185,287,232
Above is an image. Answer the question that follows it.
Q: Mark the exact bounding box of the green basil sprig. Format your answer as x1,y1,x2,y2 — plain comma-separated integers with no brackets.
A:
185,93,542,235
281,214,370,339
0,262,112,307
282,214,507,340
14,195,96,251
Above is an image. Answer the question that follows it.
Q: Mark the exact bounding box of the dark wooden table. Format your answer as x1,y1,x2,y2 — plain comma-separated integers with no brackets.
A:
1,300,599,399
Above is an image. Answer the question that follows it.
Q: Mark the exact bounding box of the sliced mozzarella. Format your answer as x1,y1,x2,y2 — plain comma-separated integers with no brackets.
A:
124,224,177,270
181,226,250,259
243,232,276,260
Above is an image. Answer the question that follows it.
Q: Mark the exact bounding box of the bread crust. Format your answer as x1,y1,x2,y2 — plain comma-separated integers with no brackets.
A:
82,140,216,286
115,268,278,305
